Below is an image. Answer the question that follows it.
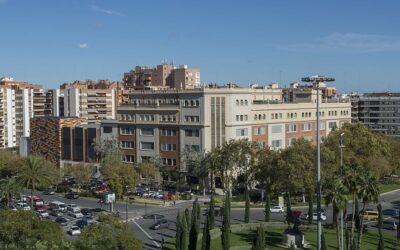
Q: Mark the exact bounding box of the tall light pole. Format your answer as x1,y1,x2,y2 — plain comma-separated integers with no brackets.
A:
339,132,345,250
302,75,335,250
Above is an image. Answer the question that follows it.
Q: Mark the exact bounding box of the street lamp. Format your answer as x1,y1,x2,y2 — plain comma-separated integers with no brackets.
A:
339,132,345,250
302,75,335,250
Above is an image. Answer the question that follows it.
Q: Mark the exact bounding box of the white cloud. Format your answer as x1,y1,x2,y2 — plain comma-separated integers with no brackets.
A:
90,5,124,16
79,43,88,49
277,32,400,53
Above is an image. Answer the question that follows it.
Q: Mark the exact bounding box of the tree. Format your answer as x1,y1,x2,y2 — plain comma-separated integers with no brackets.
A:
0,150,24,179
138,161,161,186
357,172,379,250
252,226,265,250
176,212,182,250
0,210,64,248
221,192,231,250
185,208,191,230
285,193,293,229
102,162,139,199
64,163,94,192
209,196,215,229
181,212,189,250
0,177,21,207
17,156,57,208
189,199,200,250
324,175,347,249
307,194,313,225
377,204,384,250
77,214,142,250
201,214,211,250
321,229,327,250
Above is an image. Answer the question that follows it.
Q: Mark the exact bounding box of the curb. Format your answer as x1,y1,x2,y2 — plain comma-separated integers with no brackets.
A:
380,189,400,196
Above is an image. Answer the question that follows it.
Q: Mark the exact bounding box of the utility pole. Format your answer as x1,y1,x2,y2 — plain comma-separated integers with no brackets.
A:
302,75,335,250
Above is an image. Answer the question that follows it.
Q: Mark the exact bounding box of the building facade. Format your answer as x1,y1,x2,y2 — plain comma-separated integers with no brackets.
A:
351,93,400,137
0,77,43,148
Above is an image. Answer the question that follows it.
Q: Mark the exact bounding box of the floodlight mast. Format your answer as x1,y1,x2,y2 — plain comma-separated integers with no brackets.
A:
301,75,335,250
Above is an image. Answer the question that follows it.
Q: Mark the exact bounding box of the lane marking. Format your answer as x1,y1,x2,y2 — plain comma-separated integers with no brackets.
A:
133,220,160,248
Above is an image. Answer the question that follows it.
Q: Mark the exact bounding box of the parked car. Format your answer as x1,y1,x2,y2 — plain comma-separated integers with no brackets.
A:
50,201,67,212
68,225,81,236
65,192,79,199
76,219,89,229
383,209,399,218
270,206,284,213
150,219,169,230
50,209,63,217
302,212,327,221
67,204,81,213
43,189,55,195
55,217,69,226
68,211,84,218
36,209,49,219
16,202,31,211
81,208,93,219
34,205,50,211
382,220,398,230
362,211,379,221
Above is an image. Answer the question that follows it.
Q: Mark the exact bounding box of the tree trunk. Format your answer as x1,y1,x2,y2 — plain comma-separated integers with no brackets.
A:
202,178,206,197
335,207,340,250
357,202,367,250
244,187,250,223
30,187,34,209
308,192,313,225
265,191,271,222
350,192,356,249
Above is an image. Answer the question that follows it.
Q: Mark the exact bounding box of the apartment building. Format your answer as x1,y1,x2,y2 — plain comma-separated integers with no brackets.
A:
117,83,351,168
351,93,400,137
123,63,200,90
0,77,43,148
60,80,120,122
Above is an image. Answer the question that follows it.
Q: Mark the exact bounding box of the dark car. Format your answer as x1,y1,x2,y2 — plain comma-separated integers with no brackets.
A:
81,208,93,219
43,189,55,195
50,209,63,217
383,209,399,218
76,219,89,229
65,192,79,199
150,219,169,230
55,217,69,226
90,208,107,213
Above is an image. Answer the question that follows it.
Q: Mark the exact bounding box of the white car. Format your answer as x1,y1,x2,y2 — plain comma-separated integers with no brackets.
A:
67,204,81,213
37,209,49,218
68,211,84,218
270,206,284,213
16,202,31,211
307,212,327,221
68,226,81,236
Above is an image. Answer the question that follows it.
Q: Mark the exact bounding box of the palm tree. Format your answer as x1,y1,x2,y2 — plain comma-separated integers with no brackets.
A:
357,172,379,250
17,156,56,208
342,164,362,249
324,176,347,249
0,176,21,206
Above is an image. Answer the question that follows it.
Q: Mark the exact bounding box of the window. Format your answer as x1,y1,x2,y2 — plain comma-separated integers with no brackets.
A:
140,128,154,136
328,121,337,129
271,125,282,134
303,136,313,142
245,100,248,105
161,128,177,136
185,129,200,137
120,141,134,149
184,116,200,123
103,126,112,133
271,140,282,148
185,144,200,152
120,127,134,135
236,115,239,121
240,115,243,121
162,158,177,166
121,155,134,163
236,128,248,137
254,127,266,135
303,123,312,131
287,138,296,146
287,124,297,132
161,144,177,151
320,122,326,130
140,142,154,150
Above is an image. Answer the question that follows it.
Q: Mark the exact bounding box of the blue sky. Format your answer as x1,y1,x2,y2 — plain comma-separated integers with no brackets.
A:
1,0,400,92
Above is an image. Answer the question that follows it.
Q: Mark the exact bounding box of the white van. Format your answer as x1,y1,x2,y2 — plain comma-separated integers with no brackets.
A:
50,201,67,212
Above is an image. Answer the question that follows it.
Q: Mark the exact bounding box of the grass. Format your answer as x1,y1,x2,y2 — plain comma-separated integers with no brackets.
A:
379,183,400,194
162,225,399,250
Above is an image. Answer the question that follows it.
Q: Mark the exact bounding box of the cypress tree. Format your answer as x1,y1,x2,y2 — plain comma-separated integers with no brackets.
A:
285,193,293,229
176,211,182,250
221,192,231,250
196,201,201,232
252,226,265,250
264,192,271,222
377,204,384,250
181,212,189,250
308,192,313,225
189,199,200,250
209,196,215,229
355,199,360,231
185,208,191,230
321,229,327,250
201,214,211,250
244,188,250,223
